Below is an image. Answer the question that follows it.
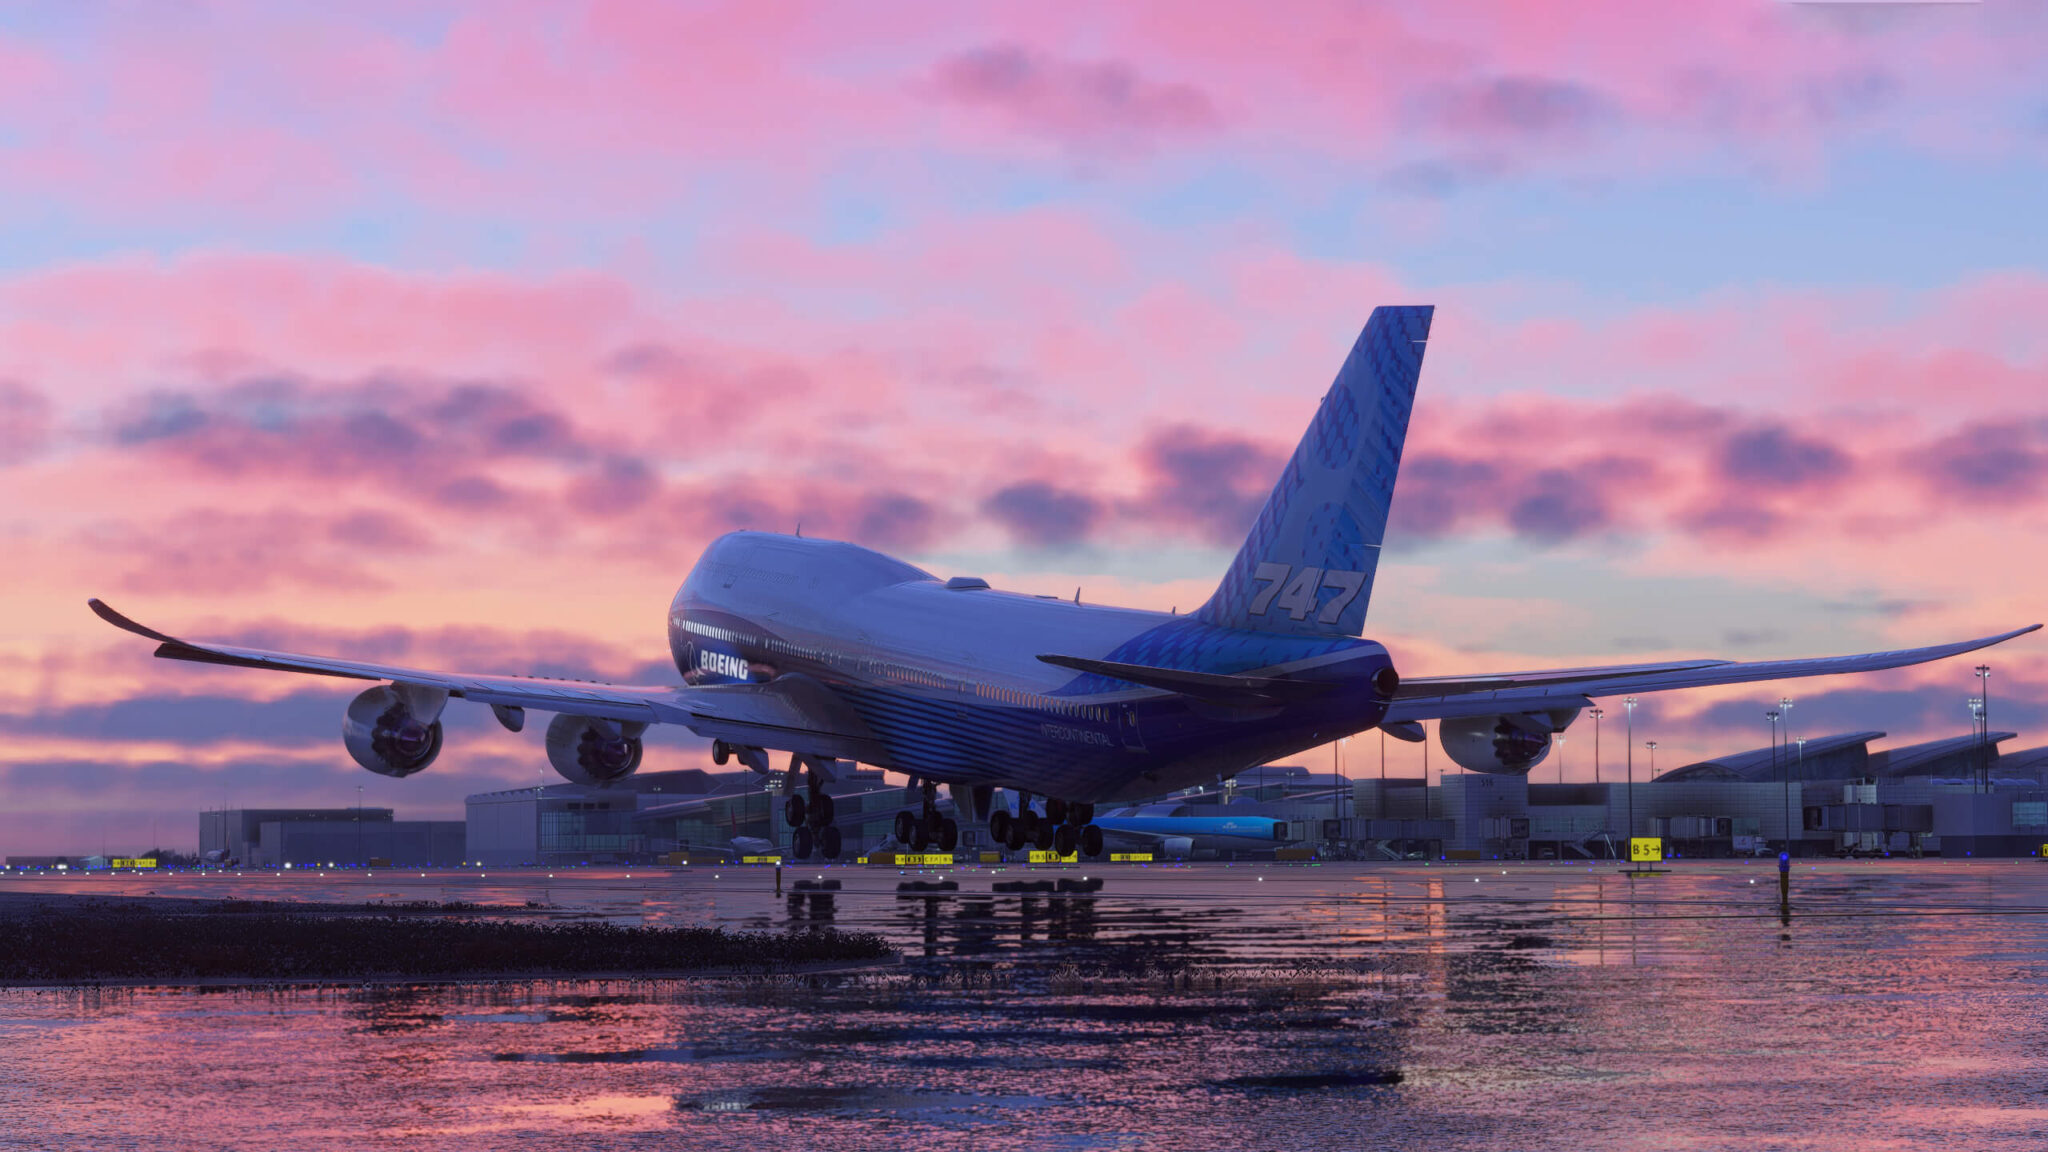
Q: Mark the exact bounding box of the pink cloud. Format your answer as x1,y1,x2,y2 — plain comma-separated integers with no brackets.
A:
0,380,50,465
6,249,2046,588
924,43,1221,157
0,1,2037,221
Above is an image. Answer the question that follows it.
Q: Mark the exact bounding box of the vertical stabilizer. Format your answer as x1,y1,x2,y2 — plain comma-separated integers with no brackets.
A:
1194,305,1431,637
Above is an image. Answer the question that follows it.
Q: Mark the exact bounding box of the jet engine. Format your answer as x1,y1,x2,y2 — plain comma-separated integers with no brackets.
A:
1160,836,1194,858
1439,708,1580,775
545,714,647,786
342,684,449,778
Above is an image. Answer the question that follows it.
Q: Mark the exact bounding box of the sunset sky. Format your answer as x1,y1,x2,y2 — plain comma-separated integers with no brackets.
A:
2,1,2045,853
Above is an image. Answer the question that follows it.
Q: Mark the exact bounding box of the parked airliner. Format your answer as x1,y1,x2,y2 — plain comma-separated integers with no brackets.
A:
92,305,2038,860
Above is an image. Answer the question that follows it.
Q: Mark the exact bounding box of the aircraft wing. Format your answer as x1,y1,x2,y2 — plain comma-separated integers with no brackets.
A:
1383,625,2040,722
87,599,889,764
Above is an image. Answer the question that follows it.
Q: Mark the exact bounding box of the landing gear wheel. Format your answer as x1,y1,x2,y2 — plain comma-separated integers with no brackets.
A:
921,809,944,843
939,818,959,853
989,810,1012,843
712,741,730,766
911,820,932,852
1046,797,1070,826
1075,803,1094,825
792,826,814,860
1054,825,1077,857
894,811,917,845
1005,820,1028,852
1081,824,1104,857
809,793,835,827
1034,819,1056,852
820,825,842,859
1019,809,1041,842
784,794,807,828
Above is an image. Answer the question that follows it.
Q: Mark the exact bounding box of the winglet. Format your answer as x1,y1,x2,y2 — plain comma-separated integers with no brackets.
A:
87,598,184,645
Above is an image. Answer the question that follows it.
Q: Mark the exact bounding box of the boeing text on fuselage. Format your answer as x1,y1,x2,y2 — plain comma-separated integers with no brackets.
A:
88,305,2042,860
694,649,751,682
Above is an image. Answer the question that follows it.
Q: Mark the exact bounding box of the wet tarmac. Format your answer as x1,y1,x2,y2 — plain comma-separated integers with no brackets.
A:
5,859,2048,1150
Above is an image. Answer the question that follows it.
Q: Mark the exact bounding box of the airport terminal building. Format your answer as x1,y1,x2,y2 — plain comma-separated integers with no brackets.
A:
464,767,923,866
448,727,2047,865
199,808,466,869
192,728,2045,868
1344,730,2048,861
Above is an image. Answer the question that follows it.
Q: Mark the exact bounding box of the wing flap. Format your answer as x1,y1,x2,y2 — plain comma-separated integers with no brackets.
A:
1393,659,1724,698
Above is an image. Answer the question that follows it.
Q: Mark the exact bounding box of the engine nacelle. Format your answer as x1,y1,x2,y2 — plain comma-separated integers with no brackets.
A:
1160,837,1194,858
342,684,448,778
545,714,647,786
1439,708,1579,775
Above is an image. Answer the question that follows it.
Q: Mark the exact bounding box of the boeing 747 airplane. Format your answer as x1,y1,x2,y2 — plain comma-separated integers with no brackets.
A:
90,306,2039,860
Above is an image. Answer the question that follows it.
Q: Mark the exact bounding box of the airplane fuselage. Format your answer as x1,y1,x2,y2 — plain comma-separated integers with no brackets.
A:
668,531,1397,803
1093,813,1294,852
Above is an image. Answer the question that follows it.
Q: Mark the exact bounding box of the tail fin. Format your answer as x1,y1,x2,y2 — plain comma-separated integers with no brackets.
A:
1194,305,1432,637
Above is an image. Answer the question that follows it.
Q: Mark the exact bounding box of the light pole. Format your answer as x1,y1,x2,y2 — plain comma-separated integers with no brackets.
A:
1966,696,1984,790
1779,697,1795,776
1767,709,1782,856
1976,664,1992,793
1645,740,1658,779
1780,697,1796,853
1590,707,1604,785
1335,736,1351,853
1624,697,1639,859
355,784,363,867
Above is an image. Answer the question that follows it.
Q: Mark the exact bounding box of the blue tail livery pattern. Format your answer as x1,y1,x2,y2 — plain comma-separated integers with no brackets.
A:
1196,304,1431,637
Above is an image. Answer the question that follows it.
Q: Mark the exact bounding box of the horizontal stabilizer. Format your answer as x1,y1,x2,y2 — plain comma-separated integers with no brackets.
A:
1036,653,1334,703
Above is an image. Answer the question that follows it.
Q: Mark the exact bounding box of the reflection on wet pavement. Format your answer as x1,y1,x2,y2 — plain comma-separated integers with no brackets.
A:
6,860,2048,1150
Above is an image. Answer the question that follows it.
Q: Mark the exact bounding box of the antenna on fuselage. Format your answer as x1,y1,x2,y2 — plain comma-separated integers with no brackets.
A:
795,520,802,537
1073,587,1081,604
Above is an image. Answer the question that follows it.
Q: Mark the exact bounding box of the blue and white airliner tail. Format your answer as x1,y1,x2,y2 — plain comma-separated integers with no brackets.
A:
1198,304,1429,637
88,305,2040,858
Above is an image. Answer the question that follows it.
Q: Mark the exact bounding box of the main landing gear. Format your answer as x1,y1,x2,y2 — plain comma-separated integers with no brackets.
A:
783,755,842,860
893,779,957,854
990,794,1105,858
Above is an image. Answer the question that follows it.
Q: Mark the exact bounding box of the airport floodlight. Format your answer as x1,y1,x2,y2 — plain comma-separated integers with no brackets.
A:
1768,708,1786,856
1975,665,1992,793
1623,699,1639,845
1589,708,1604,784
